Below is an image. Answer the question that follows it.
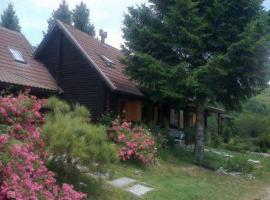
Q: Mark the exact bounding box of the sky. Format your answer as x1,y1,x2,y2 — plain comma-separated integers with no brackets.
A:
0,0,148,48
0,0,270,49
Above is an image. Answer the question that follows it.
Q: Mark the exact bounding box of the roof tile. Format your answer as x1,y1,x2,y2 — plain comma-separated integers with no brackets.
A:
59,22,143,97
0,26,59,91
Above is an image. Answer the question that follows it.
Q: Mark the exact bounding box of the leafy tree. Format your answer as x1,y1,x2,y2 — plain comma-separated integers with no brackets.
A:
73,2,95,36
234,112,269,138
122,0,270,163
244,98,269,115
0,3,21,32
47,0,72,32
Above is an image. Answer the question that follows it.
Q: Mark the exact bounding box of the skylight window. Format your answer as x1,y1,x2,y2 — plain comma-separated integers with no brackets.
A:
8,47,26,63
100,54,115,67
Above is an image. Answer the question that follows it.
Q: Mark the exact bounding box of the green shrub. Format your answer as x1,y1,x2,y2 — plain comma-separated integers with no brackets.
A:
244,98,269,115
203,153,254,173
256,130,270,152
42,97,117,184
99,112,116,126
209,133,223,148
226,157,254,173
147,122,170,149
234,112,268,138
224,137,251,152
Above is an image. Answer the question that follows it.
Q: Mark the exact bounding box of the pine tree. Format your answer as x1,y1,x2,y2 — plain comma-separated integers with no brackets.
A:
73,2,95,36
0,3,21,32
47,0,72,32
122,0,270,163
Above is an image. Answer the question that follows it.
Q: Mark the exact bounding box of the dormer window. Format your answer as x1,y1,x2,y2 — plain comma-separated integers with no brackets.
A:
100,54,115,67
8,47,26,64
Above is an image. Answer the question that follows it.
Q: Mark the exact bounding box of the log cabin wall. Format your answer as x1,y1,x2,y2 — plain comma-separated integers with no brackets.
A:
37,28,105,119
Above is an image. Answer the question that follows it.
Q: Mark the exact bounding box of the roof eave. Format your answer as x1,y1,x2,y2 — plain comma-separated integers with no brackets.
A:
113,88,145,98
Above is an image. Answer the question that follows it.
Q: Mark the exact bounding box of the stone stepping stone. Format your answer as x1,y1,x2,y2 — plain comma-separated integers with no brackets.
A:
126,184,154,197
247,159,261,164
110,177,136,188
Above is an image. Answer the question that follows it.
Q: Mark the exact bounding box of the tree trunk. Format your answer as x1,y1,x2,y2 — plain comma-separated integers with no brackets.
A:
195,104,205,165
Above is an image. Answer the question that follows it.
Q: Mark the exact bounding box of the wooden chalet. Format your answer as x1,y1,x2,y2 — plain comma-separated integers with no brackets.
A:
35,20,144,120
0,21,228,140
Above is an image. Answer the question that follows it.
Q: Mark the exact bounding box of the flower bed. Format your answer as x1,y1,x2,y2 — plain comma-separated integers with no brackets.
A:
0,92,86,199
108,118,156,165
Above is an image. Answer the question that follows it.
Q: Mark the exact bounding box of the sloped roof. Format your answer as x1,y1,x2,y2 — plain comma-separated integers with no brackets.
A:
0,26,59,91
37,20,143,97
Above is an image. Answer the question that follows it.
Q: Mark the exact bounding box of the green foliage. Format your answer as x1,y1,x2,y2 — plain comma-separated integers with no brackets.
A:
47,0,72,32
203,153,254,173
42,97,117,184
256,130,270,152
222,121,234,143
99,112,117,126
224,137,252,152
0,3,21,32
218,89,270,153
147,123,170,149
244,98,269,115
206,117,233,147
122,0,270,162
209,134,223,148
73,2,95,36
46,1,95,36
122,0,270,108
234,113,268,137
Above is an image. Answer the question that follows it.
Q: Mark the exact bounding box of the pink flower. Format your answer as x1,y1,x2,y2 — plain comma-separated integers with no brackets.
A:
0,106,7,117
127,149,134,156
14,123,23,132
6,117,13,125
118,134,126,143
0,93,86,200
34,111,41,119
121,121,131,129
0,134,9,145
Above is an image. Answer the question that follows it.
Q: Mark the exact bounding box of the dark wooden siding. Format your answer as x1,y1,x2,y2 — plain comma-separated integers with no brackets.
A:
38,28,61,83
37,28,105,119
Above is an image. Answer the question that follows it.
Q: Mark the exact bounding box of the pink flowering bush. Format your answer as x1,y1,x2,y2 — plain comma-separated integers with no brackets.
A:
0,92,86,199
108,118,156,165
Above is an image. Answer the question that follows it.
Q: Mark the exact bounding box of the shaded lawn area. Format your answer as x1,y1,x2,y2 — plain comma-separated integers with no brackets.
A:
99,148,269,200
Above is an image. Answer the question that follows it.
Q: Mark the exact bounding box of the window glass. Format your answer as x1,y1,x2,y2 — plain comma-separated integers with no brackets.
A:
100,54,115,67
9,47,26,63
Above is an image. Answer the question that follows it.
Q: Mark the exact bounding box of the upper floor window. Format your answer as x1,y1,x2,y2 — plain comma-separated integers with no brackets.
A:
8,47,26,64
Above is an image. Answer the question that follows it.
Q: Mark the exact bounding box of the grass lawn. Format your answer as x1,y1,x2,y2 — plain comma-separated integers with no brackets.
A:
89,147,270,200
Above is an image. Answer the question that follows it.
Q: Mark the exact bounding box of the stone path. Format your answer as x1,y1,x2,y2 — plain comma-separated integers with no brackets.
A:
110,177,154,197
111,177,136,188
261,187,270,200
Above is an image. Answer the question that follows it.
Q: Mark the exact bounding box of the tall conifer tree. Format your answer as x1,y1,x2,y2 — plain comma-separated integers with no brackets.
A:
73,2,95,36
122,0,270,163
1,3,21,32
47,0,72,32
